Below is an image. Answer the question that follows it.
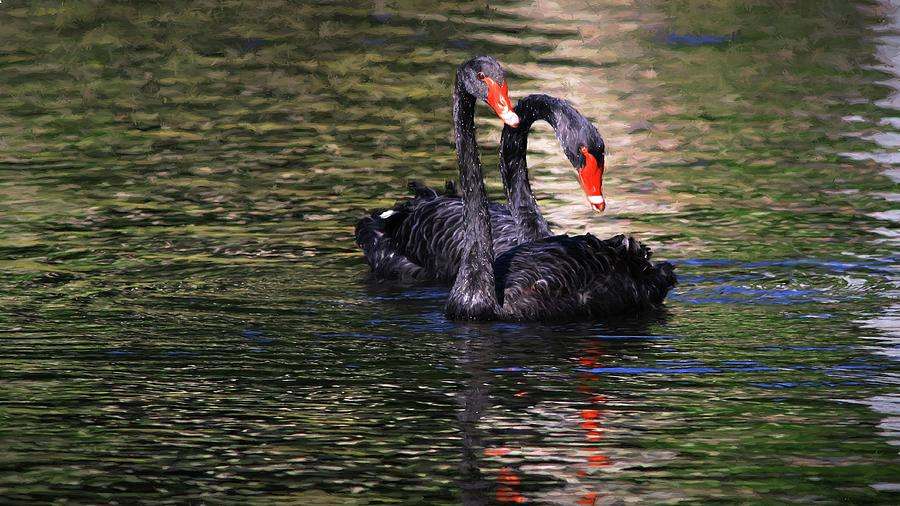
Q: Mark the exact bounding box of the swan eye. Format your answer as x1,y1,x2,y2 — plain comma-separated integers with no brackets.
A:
477,72,486,81
579,146,589,155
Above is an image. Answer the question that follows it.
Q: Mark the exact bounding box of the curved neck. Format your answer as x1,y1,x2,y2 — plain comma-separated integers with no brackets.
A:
446,78,499,319
499,95,563,243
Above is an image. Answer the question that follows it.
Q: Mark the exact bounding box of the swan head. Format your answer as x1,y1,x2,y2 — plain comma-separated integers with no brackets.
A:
526,96,605,213
577,144,606,212
457,56,520,128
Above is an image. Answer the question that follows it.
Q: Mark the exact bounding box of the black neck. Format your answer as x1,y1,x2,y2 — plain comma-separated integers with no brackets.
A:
499,94,568,243
446,78,499,319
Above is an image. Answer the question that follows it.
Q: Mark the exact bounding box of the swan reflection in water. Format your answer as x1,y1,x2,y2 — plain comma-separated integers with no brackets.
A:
451,311,671,504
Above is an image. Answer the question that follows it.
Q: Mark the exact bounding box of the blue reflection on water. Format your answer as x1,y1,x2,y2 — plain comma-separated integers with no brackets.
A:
676,259,738,266
676,256,898,272
577,366,721,374
665,33,736,46
667,257,899,305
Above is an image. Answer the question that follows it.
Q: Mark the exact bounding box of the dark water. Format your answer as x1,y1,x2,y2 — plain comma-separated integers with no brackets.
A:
1,0,898,503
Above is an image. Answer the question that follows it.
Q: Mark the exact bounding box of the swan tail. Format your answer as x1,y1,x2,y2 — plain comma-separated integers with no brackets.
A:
645,260,677,304
599,235,677,310
605,234,652,260
407,180,442,200
354,212,426,280
443,180,460,197
605,234,677,305
406,179,460,199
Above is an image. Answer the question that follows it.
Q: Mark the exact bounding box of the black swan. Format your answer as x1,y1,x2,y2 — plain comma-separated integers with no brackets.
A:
356,91,608,282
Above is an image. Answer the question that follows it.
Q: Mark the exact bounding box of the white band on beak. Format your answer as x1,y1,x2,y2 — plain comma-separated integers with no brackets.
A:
500,109,520,128
587,195,606,205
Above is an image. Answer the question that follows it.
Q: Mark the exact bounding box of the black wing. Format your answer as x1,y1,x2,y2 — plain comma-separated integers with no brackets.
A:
355,180,521,282
494,234,677,321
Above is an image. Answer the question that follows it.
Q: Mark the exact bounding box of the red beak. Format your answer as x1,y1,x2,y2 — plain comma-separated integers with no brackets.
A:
577,148,605,212
483,77,519,128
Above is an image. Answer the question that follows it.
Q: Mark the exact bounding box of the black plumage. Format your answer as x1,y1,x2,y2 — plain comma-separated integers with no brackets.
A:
356,56,676,321
488,234,676,321
355,183,519,282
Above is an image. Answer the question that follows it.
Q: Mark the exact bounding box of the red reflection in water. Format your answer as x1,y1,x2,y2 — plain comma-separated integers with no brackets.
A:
482,340,612,504
578,492,600,506
495,467,527,503
576,340,610,504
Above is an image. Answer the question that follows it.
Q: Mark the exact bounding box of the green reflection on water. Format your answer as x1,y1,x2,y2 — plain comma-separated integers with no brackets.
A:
0,0,898,503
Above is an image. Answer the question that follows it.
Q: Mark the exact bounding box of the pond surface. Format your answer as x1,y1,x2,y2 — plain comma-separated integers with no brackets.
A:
1,0,898,503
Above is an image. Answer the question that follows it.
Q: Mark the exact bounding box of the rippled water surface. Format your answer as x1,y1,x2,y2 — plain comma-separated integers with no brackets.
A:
1,0,899,503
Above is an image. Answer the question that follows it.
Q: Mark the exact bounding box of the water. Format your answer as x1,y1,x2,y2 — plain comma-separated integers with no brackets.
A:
0,0,898,503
